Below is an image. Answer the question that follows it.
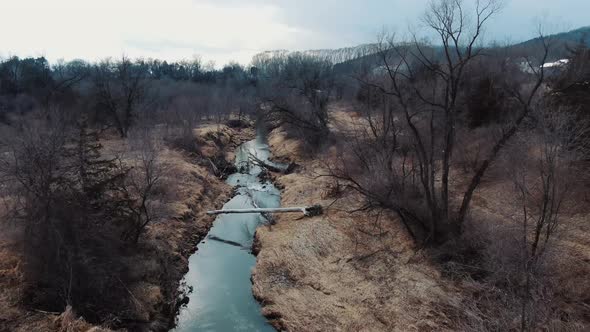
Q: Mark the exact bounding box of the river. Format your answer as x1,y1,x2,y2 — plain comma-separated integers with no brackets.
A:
173,134,282,332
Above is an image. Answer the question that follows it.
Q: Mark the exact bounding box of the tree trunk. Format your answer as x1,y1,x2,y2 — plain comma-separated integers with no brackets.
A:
457,105,530,229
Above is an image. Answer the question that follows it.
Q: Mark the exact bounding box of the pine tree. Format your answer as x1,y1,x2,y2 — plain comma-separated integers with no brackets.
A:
69,116,128,221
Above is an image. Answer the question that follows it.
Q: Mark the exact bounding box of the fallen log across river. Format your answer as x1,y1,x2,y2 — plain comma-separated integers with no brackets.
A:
207,204,323,217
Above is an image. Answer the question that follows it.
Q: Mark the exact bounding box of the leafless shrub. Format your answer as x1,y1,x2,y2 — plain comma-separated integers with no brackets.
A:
256,52,334,148
442,208,590,331
327,1,558,246
502,105,589,330
0,113,142,323
162,93,204,154
0,117,73,308
434,105,590,331
323,98,432,241
119,127,168,243
91,56,150,138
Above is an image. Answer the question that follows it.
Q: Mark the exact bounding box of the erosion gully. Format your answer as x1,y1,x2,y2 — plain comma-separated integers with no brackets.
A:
174,132,286,332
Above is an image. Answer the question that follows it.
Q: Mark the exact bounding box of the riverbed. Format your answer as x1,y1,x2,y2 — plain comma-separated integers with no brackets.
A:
174,136,281,332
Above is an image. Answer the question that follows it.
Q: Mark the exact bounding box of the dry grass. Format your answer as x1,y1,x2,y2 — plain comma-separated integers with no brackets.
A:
459,170,590,330
252,104,590,331
253,123,465,331
0,123,252,331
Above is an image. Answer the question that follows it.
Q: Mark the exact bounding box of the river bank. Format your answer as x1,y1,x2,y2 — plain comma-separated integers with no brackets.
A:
174,132,284,331
0,123,255,332
142,124,257,331
251,124,462,331
251,108,590,331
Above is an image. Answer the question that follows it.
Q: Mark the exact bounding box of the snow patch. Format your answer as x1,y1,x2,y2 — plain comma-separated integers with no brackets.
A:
542,59,570,68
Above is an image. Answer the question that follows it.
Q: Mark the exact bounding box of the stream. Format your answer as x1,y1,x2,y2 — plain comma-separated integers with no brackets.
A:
174,134,284,332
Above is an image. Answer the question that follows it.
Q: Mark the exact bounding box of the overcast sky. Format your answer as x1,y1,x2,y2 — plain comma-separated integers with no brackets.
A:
1,0,588,66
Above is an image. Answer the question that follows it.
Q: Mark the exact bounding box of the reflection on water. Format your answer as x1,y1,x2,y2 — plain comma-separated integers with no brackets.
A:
174,138,281,332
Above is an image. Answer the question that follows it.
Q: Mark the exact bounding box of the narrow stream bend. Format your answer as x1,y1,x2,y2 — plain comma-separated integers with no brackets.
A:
174,134,284,332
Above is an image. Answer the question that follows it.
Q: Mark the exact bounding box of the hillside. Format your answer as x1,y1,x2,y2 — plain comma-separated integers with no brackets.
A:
506,26,590,60
258,26,590,77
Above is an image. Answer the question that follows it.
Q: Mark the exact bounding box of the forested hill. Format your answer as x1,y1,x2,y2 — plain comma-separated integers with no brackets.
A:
506,26,590,60
515,26,590,49
265,26,590,76
252,44,377,66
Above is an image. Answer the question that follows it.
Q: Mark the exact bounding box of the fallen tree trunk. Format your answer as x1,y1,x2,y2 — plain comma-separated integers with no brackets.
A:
208,207,305,215
207,205,323,217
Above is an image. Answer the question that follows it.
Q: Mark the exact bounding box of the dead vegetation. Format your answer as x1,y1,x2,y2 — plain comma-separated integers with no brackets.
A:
249,3,590,330
253,125,461,331
0,2,589,331
252,99,590,331
0,119,251,331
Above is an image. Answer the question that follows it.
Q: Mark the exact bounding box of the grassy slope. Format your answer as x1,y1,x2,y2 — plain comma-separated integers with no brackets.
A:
252,111,464,331
252,105,590,331
0,124,254,332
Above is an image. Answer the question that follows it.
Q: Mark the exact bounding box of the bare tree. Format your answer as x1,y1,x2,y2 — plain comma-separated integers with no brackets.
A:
457,26,551,230
345,0,504,243
256,52,334,146
169,94,202,140
0,112,136,312
0,114,79,307
325,1,561,248
42,59,89,117
92,56,150,138
506,105,588,330
120,128,166,243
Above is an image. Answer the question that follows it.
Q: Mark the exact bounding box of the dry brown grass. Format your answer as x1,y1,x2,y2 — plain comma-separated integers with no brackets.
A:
459,171,590,330
252,104,590,331
0,123,252,332
253,123,466,331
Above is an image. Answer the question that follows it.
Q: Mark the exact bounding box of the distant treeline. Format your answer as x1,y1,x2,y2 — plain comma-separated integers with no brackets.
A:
0,55,264,138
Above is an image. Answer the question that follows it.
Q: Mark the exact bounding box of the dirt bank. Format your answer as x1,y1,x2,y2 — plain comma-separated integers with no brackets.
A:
0,123,254,332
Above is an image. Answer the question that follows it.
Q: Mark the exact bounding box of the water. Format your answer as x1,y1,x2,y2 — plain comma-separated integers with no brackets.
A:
174,136,282,332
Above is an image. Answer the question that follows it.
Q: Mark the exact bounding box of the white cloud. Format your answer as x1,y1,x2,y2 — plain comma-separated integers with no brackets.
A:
1,0,588,66
0,0,308,65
